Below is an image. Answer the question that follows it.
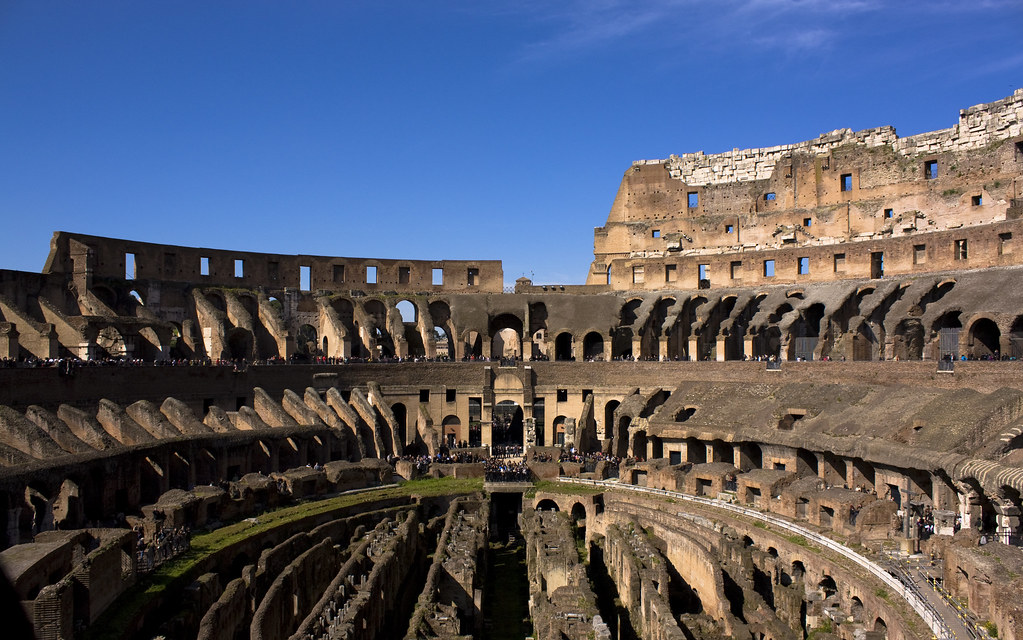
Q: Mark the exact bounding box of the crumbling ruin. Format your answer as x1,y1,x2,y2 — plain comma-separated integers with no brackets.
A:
0,91,1022,640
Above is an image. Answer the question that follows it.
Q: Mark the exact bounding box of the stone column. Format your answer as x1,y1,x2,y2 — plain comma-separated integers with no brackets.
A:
659,337,669,361
688,336,699,361
716,337,727,361
956,482,983,531
994,498,1020,544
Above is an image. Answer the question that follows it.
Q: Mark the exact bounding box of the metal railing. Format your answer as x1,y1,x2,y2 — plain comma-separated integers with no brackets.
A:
557,476,956,640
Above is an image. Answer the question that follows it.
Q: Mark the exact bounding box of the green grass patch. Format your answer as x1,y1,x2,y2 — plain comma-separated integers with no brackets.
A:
87,477,481,640
533,480,605,496
874,587,890,601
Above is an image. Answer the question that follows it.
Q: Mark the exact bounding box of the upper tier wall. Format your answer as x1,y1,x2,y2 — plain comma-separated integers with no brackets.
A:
643,89,1023,186
43,232,503,293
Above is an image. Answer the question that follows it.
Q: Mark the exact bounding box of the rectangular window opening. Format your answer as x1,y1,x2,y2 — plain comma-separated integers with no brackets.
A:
268,261,279,282
333,264,345,283
730,261,741,280
467,268,479,286
687,191,699,208
366,266,377,284
163,253,176,275
764,260,775,277
556,389,568,402
802,217,812,227
871,252,884,278
652,229,660,238
925,160,938,179
971,195,983,206
419,389,430,402
999,232,1013,256
300,265,311,291
125,253,136,280
632,265,645,284
698,264,709,289
200,256,210,276
234,259,244,278
398,266,410,284
914,244,926,265
445,389,456,403
765,192,776,201
432,268,443,286
833,253,846,273
884,208,894,219
840,173,853,191
725,224,734,233
954,239,968,260
798,257,809,275
665,264,677,283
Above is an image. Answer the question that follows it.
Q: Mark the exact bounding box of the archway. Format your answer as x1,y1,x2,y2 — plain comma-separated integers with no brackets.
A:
493,401,523,448
225,328,253,361
603,400,620,440
553,416,567,446
893,318,924,360
442,415,461,448
295,324,319,361
554,332,573,360
490,313,524,360
969,317,1000,359
582,331,605,361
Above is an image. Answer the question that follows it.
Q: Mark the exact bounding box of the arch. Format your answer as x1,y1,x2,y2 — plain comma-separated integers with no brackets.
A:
295,324,319,360
225,328,252,361
206,291,227,312
893,318,924,360
493,400,523,447
554,332,573,360
968,317,1001,359
553,416,567,446
95,326,127,358
933,310,963,360
674,406,696,422
817,575,838,599
570,502,587,525
442,415,461,448
492,328,520,359
615,414,631,457
603,400,620,440
536,499,559,512
463,330,483,359
796,449,819,476
396,300,417,323
391,403,408,450
583,331,605,361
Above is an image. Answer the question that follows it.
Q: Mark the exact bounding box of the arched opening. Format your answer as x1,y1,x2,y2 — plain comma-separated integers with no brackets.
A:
295,324,319,361
442,415,461,448
463,330,483,360
493,401,523,448
536,499,559,512
603,400,620,440
686,437,707,463
615,415,631,457
818,575,838,599
969,317,1001,359
96,326,127,359
391,403,408,451
893,318,924,360
225,328,253,361
396,300,417,323
583,331,605,361
429,301,455,360
632,430,648,460
554,332,573,361
933,311,963,360
553,416,567,446
796,449,819,476
790,303,824,361
490,313,524,360
873,617,887,639
613,299,642,359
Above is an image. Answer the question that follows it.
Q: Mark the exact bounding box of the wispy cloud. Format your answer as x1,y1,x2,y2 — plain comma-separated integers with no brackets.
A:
500,0,880,67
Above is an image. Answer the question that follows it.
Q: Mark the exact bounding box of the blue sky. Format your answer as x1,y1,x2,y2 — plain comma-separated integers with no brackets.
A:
1,1,1021,285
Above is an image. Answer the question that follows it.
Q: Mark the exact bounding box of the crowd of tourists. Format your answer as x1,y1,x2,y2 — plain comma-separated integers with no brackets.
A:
135,525,191,574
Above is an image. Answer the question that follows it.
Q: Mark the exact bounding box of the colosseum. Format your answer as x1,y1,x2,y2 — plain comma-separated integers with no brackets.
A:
1,90,1022,640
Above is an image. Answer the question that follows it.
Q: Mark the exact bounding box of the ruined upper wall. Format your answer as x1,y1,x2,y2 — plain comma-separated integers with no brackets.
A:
44,231,503,293
590,91,1023,288
643,89,1023,186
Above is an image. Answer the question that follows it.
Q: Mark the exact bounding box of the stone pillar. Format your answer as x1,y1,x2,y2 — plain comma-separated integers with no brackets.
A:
732,445,744,470
716,337,727,361
994,498,1020,544
659,337,669,361
564,418,577,449
688,336,699,361
524,418,536,449
956,482,983,530
0,323,17,359
679,441,689,463
632,336,642,359
705,443,715,462
522,338,533,361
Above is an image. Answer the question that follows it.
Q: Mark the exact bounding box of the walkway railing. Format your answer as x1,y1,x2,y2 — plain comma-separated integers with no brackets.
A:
557,476,955,640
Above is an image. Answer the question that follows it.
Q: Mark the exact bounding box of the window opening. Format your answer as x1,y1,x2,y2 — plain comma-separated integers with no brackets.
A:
884,208,894,218
268,261,279,282
730,261,741,279
925,160,938,179
419,389,430,402
432,268,443,285
556,389,568,402
802,217,812,227
840,174,852,191
366,266,377,284
833,253,846,273
725,224,734,233
665,264,677,282
798,257,809,275
698,264,709,289
687,192,699,208
200,256,210,276
300,265,311,291
632,266,644,284
765,192,776,201
234,259,244,278
954,239,968,260
764,260,775,277
125,253,136,280
398,266,410,284
914,244,926,265
652,229,660,238
999,232,1013,255
972,195,982,206
467,267,479,286
333,264,345,283
446,389,456,403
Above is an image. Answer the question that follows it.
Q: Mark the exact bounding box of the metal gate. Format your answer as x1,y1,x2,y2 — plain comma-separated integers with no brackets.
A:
793,337,818,361
939,327,960,360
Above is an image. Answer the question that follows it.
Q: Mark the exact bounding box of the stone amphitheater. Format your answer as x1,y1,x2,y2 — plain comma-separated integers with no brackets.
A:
1,90,1022,640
